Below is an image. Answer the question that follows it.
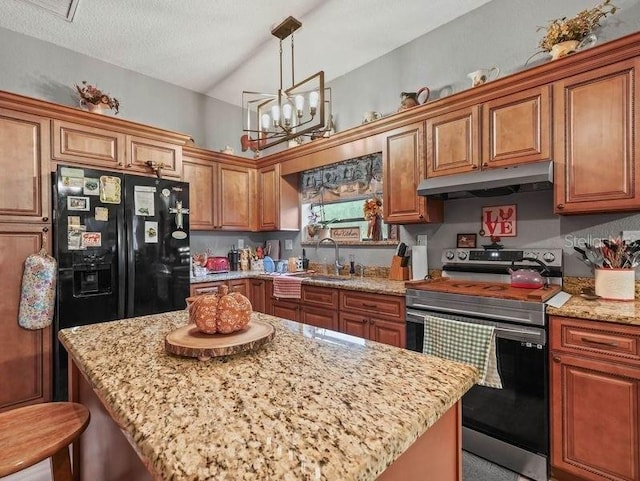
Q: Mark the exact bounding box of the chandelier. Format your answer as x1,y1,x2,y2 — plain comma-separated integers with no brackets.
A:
241,16,332,154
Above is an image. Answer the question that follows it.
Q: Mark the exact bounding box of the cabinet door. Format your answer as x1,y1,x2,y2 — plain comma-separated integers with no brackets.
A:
554,59,640,214
228,279,248,297
339,311,369,340
0,109,50,223
383,122,443,224
127,135,182,179
300,305,339,331
258,164,279,231
301,285,338,309
550,352,640,481
272,299,299,322
340,291,405,321
217,163,254,230
0,223,52,411
189,282,225,297
426,105,480,177
482,86,551,168
51,119,125,170
182,156,215,230
249,279,266,313
369,317,405,348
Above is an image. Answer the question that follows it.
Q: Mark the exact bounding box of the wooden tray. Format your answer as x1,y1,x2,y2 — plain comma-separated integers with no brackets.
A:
165,319,275,361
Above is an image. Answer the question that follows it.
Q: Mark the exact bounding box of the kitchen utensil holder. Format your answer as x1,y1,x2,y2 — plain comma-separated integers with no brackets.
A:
389,256,410,281
594,268,635,300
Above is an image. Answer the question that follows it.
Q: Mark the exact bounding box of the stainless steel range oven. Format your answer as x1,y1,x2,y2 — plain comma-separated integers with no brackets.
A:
405,247,563,481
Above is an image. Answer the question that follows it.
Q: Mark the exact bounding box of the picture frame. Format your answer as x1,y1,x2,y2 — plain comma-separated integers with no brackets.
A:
330,226,361,242
456,233,477,248
67,195,90,211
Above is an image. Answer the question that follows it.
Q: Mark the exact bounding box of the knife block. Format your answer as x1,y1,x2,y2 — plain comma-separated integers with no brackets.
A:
389,256,410,281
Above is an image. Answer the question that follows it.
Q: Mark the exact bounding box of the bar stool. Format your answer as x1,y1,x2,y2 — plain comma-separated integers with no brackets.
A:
0,402,90,480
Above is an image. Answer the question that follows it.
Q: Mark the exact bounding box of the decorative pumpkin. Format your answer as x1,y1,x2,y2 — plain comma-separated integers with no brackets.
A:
186,285,252,334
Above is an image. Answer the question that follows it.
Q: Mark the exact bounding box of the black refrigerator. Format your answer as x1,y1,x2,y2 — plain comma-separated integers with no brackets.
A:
52,165,191,400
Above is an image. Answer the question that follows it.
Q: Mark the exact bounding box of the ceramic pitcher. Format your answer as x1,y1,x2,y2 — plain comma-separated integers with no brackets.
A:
468,67,500,87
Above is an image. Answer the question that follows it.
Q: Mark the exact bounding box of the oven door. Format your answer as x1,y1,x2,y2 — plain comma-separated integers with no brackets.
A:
406,308,549,480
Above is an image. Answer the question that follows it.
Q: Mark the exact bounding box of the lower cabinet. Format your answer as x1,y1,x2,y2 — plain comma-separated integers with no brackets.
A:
249,279,267,313
550,316,640,481
228,279,248,297
190,279,248,298
339,311,405,348
272,299,300,322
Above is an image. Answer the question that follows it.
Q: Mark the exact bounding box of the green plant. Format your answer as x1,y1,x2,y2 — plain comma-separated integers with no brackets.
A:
538,0,617,52
74,80,120,114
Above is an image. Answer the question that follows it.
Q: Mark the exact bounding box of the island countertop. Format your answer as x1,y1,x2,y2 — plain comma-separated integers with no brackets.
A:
59,311,478,481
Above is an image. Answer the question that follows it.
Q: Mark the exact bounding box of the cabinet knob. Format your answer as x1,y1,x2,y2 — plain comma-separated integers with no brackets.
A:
418,214,424,219
42,227,49,232
557,204,565,209
482,162,489,168
552,356,561,363
471,165,478,170
118,161,123,166
369,319,376,325
42,217,48,222
362,303,376,308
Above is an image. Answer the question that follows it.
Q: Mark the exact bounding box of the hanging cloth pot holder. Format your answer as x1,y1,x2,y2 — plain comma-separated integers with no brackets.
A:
18,249,57,330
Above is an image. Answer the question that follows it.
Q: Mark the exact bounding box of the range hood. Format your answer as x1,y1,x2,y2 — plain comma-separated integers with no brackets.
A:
417,160,553,198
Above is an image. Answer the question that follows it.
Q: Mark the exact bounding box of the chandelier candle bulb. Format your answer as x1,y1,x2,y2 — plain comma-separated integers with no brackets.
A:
295,95,305,115
309,91,319,115
261,114,270,130
282,103,293,124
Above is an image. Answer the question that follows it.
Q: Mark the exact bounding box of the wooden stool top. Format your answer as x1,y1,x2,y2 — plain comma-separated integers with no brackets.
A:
0,402,90,476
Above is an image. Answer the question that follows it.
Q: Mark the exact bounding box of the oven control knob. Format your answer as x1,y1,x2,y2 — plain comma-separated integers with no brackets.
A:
446,250,455,260
457,251,468,260
543,252,555,263
525,251,538,260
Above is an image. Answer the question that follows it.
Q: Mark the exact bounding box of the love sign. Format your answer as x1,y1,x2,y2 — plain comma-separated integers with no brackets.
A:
481,204,517,237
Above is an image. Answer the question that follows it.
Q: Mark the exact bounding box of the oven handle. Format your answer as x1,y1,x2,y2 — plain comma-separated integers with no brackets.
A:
407,302,537,325
406,309,546,345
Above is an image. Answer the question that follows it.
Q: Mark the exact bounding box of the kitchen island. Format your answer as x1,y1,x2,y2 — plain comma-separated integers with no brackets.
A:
59,311,478,481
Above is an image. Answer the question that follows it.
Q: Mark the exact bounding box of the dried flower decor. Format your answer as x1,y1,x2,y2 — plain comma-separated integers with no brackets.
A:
363,196,383,220
75,80,120,114
538,0,617,52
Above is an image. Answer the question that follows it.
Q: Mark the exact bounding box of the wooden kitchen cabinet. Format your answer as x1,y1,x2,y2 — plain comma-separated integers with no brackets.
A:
52,119,126,170
126,135,182,179
339,290,406,348
299,285,339,330
228,278,248,297
426,105,480,177
249,278,268,313
0,223,52,412
257,164,299,231
272,299,300,322
554,59,640,214
0,109,51,223
182,150,255,231
383,121,443,224
482,86,551,168
189,281,226,297
550,316,640,481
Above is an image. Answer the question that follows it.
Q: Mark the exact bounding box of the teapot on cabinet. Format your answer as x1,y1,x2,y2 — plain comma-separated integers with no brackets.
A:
398,87,430,111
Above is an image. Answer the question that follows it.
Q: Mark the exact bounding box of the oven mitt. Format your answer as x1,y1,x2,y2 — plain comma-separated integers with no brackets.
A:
18,249,57,330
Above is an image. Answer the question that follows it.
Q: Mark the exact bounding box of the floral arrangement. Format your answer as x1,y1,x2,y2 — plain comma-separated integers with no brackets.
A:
363,196,383,220
74,80,120,114
538,0,617,52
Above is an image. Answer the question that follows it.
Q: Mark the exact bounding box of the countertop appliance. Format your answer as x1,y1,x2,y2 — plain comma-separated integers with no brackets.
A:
205,256,230,273
52,165,191,401
405,247,563,481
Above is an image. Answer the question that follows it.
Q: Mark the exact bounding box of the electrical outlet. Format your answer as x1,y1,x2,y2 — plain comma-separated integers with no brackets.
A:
622,231,640,242
237,239,244,249
417,235,427,245
285,239,293,250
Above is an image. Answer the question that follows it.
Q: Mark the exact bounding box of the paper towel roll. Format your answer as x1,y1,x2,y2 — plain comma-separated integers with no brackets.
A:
411,245,428,280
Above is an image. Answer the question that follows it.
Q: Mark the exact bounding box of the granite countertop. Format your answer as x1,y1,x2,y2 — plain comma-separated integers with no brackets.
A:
59,311,478,481
547,296,640,326
191,271,408,296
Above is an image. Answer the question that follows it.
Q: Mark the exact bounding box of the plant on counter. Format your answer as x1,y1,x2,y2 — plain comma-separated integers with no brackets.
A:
537,0,617,53
74,80,120,114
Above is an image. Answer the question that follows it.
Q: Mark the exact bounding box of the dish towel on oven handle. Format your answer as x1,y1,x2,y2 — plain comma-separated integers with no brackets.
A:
423,315,503,389
18,249,57,330
272,275,303,299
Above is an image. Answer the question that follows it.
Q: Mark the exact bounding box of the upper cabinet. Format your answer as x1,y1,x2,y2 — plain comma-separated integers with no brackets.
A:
425,105,480,178
183,150,255,231
51,121,184,179
0,109,50,223
257,164,299,231
383,122,443,224
554,58,640,214
482,86,551,168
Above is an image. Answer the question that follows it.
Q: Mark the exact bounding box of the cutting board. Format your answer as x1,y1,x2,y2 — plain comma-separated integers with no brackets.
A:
265,239,280,260
405,278,562,302
165,319,275,361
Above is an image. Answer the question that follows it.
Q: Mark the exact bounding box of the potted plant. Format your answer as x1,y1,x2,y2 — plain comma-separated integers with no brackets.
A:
74,80,120,114
538,0,617,59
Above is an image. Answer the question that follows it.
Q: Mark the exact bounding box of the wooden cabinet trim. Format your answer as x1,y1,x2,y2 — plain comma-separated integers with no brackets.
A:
339,290,405,321
301,285,339,309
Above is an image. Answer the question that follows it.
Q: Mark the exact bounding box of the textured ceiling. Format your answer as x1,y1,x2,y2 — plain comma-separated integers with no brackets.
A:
1,0,493,106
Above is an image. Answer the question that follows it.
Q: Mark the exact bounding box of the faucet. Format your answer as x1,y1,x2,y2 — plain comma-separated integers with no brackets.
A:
317,237,344,275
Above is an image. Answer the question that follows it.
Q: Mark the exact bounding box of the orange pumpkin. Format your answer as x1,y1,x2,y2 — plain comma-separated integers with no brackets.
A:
186,285,252,334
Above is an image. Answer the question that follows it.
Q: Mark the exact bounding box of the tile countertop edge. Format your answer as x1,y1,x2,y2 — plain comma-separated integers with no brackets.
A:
58,312,479,481
191,271,408,296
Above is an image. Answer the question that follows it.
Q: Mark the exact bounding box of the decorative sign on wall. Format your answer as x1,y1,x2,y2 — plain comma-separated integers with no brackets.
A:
330,226,361,241
481,204,517,237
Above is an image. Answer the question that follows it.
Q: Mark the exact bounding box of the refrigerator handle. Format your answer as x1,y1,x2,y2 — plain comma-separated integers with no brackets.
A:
117,203,127,319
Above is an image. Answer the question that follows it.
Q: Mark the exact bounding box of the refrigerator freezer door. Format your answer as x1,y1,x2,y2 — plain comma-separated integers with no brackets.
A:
124,175,191,317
